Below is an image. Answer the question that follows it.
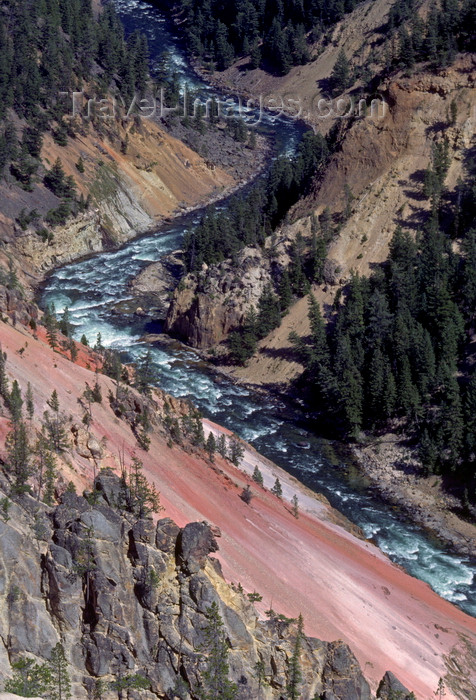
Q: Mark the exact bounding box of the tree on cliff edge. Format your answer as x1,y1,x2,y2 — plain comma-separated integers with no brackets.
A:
4,656,51,697
286,614,303,699
48,643,71,700
198,602,238,700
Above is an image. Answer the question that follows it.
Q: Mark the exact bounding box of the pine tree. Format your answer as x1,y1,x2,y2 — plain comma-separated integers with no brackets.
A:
279,270,292,312
310,230,326,282
44,304,58,350
6,420,31,492
252,465,264,486
26,381,34,421
44,158,68,196
43,449,58,505
257,284,281,337
229,437,244,466
109,673,150,700
48,643,72,700
215,21,234,70
8,379,23,423
43,390,69,452
217,434,228,459
292,494,299,518
419,428,438,476
398,27,415,69
69,339,78,362
134,349,156,396
128,455,162,518
5,657,51,697
0,346,9,399
58,307,73,337
330,49,351,95
33,432,50,501
271,477,283,498
198,602,238,700
206,432,216,461
286,614,303,699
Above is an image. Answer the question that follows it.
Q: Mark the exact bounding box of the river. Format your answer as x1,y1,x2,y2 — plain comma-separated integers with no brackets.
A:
40,0,476,617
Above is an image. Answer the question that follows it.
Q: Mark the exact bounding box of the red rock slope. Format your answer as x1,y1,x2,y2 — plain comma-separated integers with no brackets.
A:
0,318,475,699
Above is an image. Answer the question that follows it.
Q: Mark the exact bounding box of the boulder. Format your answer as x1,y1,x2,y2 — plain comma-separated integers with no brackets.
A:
178,522,219,574
322,641,371,700
377,670,413,699
156,517,180,553
94,470,124,508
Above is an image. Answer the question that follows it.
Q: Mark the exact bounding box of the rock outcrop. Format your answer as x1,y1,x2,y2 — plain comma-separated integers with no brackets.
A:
0,471,385,699
1,115,234,279
164,246,274,348
377,671,413,700
128,251,186,319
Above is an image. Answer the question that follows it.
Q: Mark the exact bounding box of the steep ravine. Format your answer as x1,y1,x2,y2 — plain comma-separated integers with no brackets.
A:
0,471,380,700
5,117,248,280
38,0,476,631
2,318,472,699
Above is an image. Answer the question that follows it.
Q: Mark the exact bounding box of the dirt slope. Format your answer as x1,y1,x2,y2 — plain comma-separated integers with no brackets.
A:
230,55,476,387
1,115,234,279
207,0,394,128
0,317,475,698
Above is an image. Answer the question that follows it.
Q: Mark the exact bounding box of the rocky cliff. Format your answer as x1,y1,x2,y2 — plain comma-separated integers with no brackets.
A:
1,312,474,699
162,55,476,377
164,246,276,348
0,469,388,699
2,117,235,279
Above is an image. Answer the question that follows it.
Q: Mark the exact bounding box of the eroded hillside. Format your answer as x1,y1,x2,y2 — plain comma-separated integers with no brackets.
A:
0,303,475,698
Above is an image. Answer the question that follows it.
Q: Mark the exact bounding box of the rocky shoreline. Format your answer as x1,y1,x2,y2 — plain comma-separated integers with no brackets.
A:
349,436,476,560
34,127,270,299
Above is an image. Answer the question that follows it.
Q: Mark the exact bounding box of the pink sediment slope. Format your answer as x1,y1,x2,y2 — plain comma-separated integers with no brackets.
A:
1,320,475,698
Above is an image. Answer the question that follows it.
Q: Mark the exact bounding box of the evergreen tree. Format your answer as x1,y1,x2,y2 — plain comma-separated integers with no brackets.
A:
292,494,299,518
252,465,264,486
257,284,282,337
109,673,150,700
271,477,283,498
127,455,162,518
198,602,238,700
6,420,31,493
279,269,293,311
58,307,73,338
134,350,156,396
228,437,244,466
44,304,58,350
48,643,72,700
330,49,351,94
26,382,34,421
0,346,9,400
206,432,216,461
286,614,303,699
43,390,69,452
217,434,228,459
8,379,23,423
43,449,58,505
5,657,51,697
44,158,68,197
228,308,258,366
